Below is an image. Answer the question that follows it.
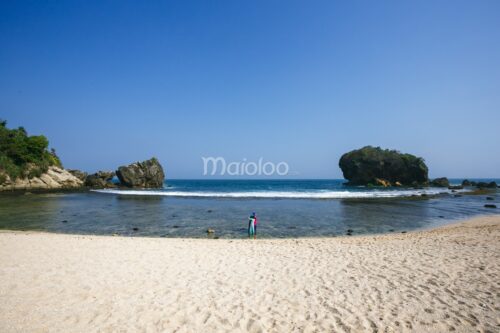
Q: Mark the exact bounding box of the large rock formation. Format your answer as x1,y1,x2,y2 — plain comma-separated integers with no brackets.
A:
430,177,450,187
116,158,165,188
339,146,428,186
85,171,116,188
0,166,83,191
0,120,166,191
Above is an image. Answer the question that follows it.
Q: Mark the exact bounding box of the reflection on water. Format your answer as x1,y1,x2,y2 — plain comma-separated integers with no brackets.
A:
0,190,498,238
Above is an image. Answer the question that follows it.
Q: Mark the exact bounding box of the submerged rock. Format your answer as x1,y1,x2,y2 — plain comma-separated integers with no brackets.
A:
484,204,497,209
448,185,463,190
116,157,165,188
431,177,449,187
338,146,428,186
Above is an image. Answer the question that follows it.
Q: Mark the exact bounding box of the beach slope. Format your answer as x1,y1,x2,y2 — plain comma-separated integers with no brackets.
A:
1,216,499,332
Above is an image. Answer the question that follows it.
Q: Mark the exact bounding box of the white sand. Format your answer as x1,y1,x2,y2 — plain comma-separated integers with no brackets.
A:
0,216,499,333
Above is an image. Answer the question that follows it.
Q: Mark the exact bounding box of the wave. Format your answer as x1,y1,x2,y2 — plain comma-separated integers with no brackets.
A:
91,188,460,199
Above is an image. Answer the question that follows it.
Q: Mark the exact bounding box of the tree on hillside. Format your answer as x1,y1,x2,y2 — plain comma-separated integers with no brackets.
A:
0,119,62,180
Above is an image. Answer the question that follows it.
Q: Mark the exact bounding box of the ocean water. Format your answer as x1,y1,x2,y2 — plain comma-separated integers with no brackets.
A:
0,179,498,238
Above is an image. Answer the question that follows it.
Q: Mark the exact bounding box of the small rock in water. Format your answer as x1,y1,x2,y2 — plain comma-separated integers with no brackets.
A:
486,196,494,200
132,227,139,231
420,193,428,197
207,209,213,213
207,228,215,233
462,179,471,186
61,220,68,223
484,204,496,209
401,231,407,234
288,226,297,229
347,229,353,233
439,216,445,218
388,229,395,232
171,214,177,218
172,225,180,228
454,194,462,197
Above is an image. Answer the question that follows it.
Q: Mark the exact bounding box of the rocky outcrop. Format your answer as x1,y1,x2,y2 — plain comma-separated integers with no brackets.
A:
0,166,83,191
431,177,450,187
116,158,165,188
85,171,116,188
374,178,391,187
462,179,472,186
68,169,88,182
339,146,428,186
476,181,498,189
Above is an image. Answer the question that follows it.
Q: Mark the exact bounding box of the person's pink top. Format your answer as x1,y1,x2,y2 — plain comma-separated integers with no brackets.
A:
254,216,258,225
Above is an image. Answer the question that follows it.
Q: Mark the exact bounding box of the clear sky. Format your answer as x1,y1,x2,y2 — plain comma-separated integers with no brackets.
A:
1,1,499,178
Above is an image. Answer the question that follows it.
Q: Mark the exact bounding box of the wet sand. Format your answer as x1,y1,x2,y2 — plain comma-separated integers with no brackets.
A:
0,215,499,332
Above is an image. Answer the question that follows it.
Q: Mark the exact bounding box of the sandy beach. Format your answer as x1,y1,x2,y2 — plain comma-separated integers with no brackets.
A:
0,216,499,333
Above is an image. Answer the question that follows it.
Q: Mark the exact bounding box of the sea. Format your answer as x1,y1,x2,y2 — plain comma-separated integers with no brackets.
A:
0,179,498,238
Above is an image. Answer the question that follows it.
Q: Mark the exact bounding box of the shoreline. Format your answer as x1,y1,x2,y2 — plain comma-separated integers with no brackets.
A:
1,215,499,332
0,213,498,241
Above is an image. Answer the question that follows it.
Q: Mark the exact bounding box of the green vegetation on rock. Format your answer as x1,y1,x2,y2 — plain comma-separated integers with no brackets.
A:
0,120,62,180
339,146,429,186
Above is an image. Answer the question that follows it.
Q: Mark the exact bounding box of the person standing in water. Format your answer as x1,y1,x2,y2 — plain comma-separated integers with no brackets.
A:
248,212,257,239
248,212,256,239
252,212,258,238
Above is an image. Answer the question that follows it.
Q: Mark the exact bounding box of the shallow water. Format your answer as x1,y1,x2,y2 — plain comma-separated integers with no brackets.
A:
0,179,498,238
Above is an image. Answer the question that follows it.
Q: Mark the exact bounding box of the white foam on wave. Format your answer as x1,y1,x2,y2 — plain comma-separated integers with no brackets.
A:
91,188,459,199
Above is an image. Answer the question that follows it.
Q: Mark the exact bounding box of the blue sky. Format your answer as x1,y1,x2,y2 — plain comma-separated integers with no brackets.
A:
1,1,499,178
